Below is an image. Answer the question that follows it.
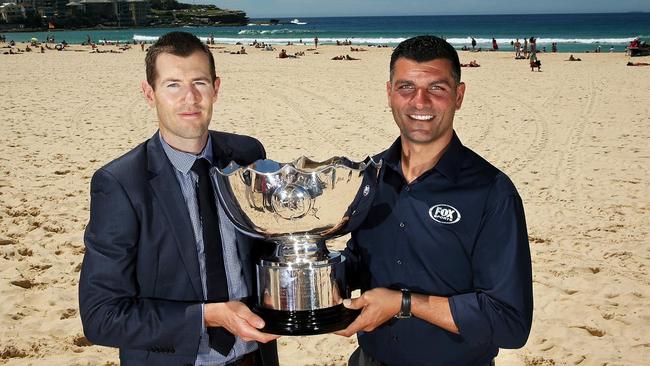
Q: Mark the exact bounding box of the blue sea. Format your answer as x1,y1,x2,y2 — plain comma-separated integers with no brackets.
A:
3,13,649,52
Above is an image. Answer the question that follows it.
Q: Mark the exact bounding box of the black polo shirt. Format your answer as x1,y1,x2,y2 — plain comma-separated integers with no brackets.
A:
344,132,533,366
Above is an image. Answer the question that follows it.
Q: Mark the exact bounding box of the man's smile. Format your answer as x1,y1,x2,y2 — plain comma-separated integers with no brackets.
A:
408,114,434,121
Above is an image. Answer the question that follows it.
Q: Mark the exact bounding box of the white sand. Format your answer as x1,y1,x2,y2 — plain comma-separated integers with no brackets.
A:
1,44,649,365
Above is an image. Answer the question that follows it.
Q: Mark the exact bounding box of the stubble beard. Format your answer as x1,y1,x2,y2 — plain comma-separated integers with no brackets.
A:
159,113,211,143
394,109,438,146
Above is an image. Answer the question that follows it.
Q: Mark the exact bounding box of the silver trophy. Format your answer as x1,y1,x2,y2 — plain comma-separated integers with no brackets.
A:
214,156,381,335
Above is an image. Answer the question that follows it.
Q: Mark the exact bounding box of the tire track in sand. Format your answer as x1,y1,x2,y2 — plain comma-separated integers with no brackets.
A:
480,82,551,176
265,86,348,153
551,71,596,200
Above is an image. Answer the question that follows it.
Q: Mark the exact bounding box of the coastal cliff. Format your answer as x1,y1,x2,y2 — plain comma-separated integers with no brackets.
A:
0,0,248,32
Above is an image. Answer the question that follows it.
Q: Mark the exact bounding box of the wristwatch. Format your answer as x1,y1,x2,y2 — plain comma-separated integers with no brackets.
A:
395,289,412,319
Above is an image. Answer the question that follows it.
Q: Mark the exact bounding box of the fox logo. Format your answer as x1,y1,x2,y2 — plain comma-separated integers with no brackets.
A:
429,204,461,224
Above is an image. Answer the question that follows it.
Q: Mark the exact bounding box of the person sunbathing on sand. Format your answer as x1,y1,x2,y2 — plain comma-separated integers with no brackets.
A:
332,54,359,60
461,60,480,67
627,61,650,66
567,54,582,61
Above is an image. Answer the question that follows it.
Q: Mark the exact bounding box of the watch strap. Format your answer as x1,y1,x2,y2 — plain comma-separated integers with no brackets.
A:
395,289,411,318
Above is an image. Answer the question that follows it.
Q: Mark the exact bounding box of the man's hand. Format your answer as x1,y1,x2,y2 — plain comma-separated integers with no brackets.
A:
204,301,279,343
334,288,401,337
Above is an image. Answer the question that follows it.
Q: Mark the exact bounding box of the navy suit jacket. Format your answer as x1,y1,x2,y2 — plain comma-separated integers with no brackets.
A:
79,131,278,366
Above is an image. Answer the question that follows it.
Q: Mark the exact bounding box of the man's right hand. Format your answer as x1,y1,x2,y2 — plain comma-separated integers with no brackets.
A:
204,301,280,343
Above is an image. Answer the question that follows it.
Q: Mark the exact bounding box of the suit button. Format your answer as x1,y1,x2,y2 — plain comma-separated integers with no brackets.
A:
399,222,405,228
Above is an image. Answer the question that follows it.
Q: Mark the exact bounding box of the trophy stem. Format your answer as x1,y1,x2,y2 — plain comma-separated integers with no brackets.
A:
272,235,330,263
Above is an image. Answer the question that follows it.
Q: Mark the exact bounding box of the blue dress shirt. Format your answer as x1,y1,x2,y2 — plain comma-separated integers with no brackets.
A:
159,133,257,365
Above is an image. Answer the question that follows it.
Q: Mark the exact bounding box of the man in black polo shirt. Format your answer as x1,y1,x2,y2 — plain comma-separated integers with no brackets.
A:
336,36,533,365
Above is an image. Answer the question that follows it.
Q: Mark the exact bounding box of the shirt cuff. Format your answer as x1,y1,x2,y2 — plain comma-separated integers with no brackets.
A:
448,292,491,345
201,303,206,333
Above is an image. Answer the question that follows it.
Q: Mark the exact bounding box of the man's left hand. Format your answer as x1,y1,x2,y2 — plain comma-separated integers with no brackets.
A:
334,288,401,337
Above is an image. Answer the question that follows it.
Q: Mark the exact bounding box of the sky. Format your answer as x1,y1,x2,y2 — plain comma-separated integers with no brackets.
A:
199,0,650,18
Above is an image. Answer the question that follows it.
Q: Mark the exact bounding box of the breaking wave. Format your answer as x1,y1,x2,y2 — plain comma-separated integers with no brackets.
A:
237,29,315,35
133,34,639,46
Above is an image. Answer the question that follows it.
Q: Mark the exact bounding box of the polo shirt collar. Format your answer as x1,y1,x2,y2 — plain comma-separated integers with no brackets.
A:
159,131,214,174
381,131,465,183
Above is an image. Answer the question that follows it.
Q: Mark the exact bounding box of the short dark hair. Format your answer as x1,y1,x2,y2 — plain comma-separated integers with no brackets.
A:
145,31,216,88
390,35,461,83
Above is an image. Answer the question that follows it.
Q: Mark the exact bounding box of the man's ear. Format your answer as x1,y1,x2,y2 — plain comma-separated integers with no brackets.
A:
212,77,221,103
386,80,392,108
455,82,466,110
141,80,155,107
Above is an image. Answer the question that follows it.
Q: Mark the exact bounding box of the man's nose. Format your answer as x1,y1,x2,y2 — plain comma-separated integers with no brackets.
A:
183,85,201,103
411,89,431,109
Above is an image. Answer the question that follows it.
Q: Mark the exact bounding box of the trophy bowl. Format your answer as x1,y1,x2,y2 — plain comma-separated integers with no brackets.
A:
214,156,381,335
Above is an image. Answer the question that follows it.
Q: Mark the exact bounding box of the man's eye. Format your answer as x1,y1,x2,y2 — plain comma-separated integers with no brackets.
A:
397,85,414,90
194,81,207,86
166,83,179,88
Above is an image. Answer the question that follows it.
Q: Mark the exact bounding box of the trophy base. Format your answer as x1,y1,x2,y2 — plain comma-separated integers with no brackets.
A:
253,304,361,336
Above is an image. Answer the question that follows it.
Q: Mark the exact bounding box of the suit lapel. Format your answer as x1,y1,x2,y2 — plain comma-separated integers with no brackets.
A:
147,134,204,299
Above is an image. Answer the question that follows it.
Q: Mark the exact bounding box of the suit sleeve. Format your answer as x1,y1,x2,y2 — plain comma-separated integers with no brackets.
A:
79,168,202,355
448,178,533,349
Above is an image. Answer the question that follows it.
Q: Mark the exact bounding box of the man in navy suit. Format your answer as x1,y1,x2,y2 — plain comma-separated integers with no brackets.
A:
79,32,279,366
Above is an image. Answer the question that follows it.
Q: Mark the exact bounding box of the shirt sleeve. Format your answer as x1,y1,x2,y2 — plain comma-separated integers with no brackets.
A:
342,233,372,293
342,235,362,292
201,303,206,333
448,177,533,349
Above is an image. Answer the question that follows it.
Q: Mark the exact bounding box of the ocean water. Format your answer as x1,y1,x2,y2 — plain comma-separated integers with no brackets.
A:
3,13,649,52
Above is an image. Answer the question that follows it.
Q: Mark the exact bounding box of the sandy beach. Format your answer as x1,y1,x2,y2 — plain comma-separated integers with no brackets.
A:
1,43,649,365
